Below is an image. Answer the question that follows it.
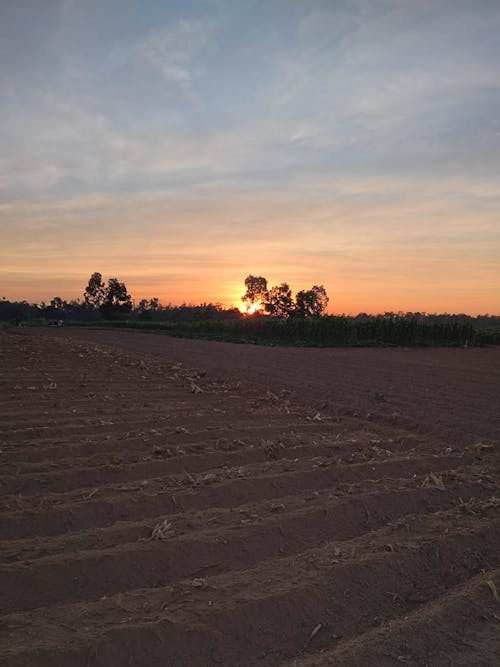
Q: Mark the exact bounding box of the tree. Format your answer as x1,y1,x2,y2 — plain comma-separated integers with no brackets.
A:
264,283,294,318
50,296,66,310
136,297,161,321
84,272,106,309
83,272,132,319
242,275,268,311
100,278,132,319
295,285,329,317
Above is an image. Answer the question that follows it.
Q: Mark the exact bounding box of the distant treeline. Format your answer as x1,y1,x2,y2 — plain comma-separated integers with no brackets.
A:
0,297,241,324
2,297,499,346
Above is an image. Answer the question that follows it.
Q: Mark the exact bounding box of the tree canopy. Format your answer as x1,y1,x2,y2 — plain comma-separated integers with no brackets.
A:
84,272,132,319
264,283,294,318
84,272,106,309
242,275,329,318
242,275,268,309
295,285,329,318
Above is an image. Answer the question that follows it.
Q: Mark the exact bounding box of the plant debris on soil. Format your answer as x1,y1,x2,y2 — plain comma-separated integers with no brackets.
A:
0,328,499,667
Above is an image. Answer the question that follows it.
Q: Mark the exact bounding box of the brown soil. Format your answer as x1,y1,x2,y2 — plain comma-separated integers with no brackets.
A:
1,327,499,666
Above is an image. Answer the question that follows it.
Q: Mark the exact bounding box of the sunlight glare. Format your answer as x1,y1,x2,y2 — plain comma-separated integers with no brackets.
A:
240,301,263,315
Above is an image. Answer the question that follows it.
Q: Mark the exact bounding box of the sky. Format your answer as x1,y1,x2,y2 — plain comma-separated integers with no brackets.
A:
1,0,499,314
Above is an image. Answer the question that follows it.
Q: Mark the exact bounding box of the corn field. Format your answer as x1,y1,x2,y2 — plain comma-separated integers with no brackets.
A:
94,315,480,347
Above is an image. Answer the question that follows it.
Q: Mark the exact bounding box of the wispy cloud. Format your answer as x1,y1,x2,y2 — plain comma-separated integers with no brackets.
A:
139,18,213,98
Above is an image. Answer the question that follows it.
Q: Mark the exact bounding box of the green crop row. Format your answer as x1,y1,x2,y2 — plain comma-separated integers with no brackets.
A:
74,315,482,347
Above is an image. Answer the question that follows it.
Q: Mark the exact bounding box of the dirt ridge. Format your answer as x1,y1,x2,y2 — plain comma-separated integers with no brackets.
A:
0,328,498,666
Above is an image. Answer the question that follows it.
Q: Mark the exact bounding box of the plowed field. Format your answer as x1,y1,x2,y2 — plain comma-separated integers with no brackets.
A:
1,328,499,666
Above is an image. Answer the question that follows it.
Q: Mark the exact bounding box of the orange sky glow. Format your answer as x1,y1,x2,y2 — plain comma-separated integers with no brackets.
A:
1,187,499,315
2,187,498,315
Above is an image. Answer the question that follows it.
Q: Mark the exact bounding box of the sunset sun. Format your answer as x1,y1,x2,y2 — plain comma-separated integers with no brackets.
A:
240,301,263,315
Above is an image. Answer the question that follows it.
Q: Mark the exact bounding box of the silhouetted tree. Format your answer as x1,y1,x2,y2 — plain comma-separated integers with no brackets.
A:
100,278,132,319
50,296,66,310
83,272,132,319
264,283,294,318
242,275,268,310
0,299,34,322
295,285,329,317
137,297,161,321
84,272,106,309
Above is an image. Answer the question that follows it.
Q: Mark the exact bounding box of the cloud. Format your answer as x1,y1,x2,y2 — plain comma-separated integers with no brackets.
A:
139,18,213,97
0,162,62,192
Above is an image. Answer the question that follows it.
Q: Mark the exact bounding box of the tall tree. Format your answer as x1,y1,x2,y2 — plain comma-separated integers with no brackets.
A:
242,275,268,310
84,272,106,309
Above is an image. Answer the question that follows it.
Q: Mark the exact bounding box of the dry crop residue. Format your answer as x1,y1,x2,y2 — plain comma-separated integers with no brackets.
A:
0,328,499,666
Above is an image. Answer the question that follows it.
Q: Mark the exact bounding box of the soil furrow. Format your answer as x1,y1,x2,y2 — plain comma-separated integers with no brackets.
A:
0,443,466,496
0,431,341,476
2,430,442,473
0,419,330,455
279,570,500,667
0,453,467,538
2,486,496,613
1,516,498,666
3,480,491,564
